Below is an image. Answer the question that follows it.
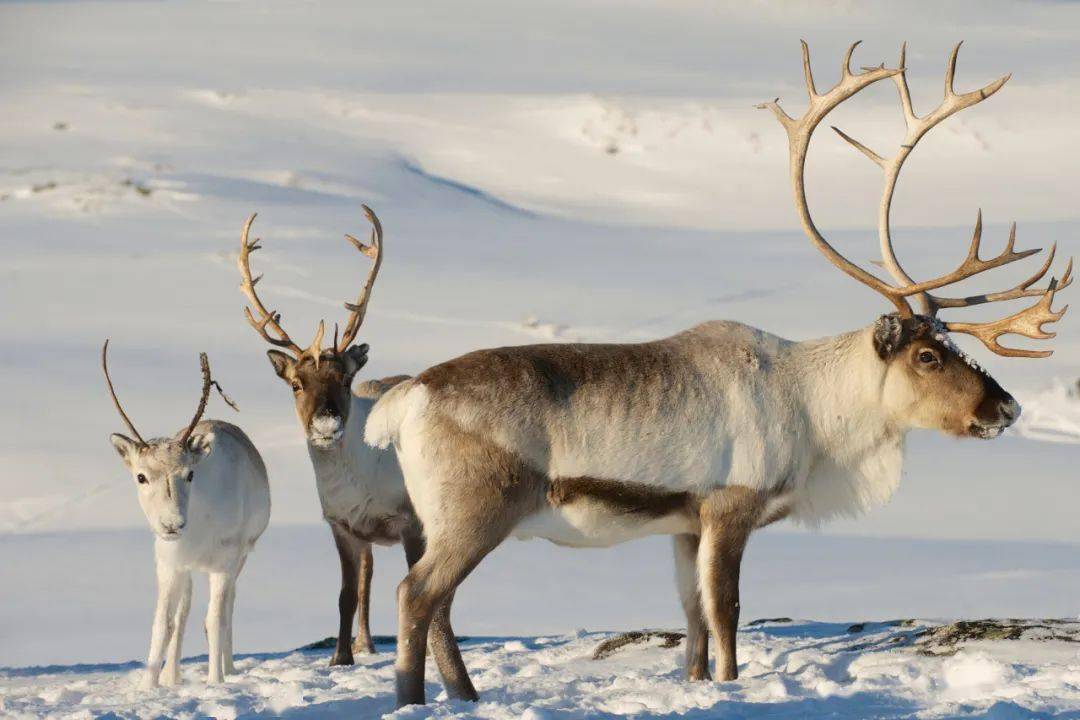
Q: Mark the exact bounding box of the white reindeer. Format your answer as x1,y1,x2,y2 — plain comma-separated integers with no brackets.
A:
366,42,1072,707
104,342,271,688
236,207,475,695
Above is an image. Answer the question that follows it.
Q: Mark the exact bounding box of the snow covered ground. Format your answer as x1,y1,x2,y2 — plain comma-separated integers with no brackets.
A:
4,0,1080,716
5,619,1080,719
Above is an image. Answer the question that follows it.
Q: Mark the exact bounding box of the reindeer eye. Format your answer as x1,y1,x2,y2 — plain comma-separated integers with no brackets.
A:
918,350,938,364
186,471,194,483
291,381,302,393
137,474,148,485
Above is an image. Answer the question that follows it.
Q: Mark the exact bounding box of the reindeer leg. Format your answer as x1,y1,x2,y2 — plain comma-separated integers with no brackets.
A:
221,565,241,675
205,571,230,684
352,541,376,655
401,528,478,702
143,564,184,689
673,534,710,681
330,525,360,666
697,487,764,682
160,571,192,686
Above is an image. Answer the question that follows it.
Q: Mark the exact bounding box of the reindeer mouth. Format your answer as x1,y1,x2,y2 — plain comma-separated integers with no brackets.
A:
968,422,1005,440
309,430,344,448
157,530,182,542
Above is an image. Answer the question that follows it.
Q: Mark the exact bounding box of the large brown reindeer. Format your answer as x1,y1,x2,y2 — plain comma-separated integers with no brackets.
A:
238,208,474,695
366,43,1072,707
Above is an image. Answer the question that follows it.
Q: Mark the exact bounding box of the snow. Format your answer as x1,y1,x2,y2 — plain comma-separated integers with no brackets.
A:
4,0,1080,716
5,621,1080,718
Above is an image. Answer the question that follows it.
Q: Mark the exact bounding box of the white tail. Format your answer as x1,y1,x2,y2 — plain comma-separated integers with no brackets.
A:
364,378,421,449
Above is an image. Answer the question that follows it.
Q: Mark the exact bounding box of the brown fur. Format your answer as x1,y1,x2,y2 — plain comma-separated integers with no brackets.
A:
548,476,695,519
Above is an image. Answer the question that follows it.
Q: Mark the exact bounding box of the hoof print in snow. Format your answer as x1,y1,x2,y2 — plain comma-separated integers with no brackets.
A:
593,630,685,660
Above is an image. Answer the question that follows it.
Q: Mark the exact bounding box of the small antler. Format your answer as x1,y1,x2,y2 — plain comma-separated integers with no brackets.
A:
102,339,146,446
178,353,238,447
336,205,384,353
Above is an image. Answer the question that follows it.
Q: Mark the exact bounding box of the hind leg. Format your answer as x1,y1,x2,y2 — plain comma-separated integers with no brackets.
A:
395,528,508,707
673,534,710,680
401,528,477,701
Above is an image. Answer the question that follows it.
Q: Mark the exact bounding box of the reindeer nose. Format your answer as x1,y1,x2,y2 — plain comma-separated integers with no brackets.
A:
1000,397,1021,425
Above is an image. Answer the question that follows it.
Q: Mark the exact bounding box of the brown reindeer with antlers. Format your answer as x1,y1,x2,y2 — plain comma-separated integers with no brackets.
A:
238,207,475,694
104,343,270,687
364,42,1071,707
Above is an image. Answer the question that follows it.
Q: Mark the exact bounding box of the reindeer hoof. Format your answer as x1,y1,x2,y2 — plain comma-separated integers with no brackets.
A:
687,668,712,682
160,669,180,686
329,653,354,666
351,639,377,655
139,673,160,690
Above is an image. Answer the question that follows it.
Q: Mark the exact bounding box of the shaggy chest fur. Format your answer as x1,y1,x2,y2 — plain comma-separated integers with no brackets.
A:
310,397,410,545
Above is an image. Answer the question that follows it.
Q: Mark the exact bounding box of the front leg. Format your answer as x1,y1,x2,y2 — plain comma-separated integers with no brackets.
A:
205,571,231,684
352,541,377,655
160,572,192,686
330,525,361,666
142,564,185,690
696,487,764,681
672,534,710,681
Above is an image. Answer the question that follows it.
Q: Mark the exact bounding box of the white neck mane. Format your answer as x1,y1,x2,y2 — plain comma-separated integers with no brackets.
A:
783,327,906,525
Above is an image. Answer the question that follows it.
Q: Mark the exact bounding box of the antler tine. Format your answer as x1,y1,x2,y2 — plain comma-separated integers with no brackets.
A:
946,278,1069,358
178,353,213,446
759,41,910,316
102,340,146,446
238,214,304,356
933,231,1073,308
892,210,1041,299
336,204,384,354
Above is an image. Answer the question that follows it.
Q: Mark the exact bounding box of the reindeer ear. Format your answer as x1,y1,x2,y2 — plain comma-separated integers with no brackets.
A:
110,433,139,467
266,350,295,381
872,314,908,360
186,432,213,463
342,343,369,376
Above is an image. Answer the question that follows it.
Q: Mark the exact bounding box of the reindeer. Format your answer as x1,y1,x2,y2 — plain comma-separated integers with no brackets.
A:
238,208,474,693
103,342,271,688
365,42,1072,707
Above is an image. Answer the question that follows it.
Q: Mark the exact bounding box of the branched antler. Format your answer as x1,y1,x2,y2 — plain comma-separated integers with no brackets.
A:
238,214,305,357
238,207,383,362
761,41,1071,357
337,205,383,353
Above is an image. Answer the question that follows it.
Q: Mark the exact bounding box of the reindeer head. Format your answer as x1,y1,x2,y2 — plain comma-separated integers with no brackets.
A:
761,41,1070,438
872,315,1019,438
238,206,383,448
103,342,234,540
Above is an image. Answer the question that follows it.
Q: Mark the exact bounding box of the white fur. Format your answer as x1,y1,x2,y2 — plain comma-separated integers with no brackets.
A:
111,420,270,688
308,393,409,543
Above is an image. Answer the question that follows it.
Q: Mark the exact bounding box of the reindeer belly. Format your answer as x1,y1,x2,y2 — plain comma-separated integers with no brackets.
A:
512,477,698,548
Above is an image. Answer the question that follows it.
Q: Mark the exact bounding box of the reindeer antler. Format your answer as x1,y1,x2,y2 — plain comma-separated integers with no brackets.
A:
238,208,384,362
178,353,238,447
337,205,383,353
762,41,1071,357
102,339,146,445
